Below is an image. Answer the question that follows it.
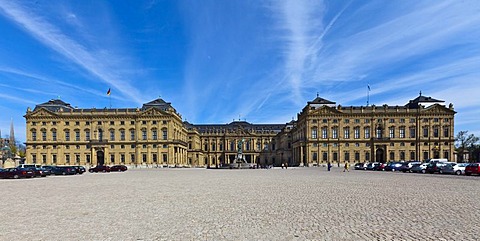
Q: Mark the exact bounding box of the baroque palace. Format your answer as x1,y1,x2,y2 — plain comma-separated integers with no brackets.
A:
24,93,456,167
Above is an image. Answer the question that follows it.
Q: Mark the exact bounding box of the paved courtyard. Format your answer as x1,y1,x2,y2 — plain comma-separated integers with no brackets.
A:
0,167,479,240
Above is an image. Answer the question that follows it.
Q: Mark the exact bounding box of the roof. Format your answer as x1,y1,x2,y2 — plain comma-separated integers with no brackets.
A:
405,94,444,108
33,99,74,112
142,98,172,110
307,96,336,105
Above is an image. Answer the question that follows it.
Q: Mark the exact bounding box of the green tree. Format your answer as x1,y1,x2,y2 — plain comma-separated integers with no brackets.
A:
455,131,479,162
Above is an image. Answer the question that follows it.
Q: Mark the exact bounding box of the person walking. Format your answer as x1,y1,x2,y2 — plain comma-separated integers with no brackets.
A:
343,162,350,172
327,162,332,171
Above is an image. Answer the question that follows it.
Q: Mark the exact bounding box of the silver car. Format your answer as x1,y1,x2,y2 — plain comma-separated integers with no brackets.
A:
440,163,469,175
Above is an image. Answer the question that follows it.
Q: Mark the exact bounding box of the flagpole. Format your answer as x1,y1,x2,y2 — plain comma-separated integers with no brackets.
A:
109,94,111,109
367,84,370,106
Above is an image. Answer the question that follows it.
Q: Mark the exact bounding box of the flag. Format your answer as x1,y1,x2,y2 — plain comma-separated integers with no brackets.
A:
367,84,371,91
107,88,111,95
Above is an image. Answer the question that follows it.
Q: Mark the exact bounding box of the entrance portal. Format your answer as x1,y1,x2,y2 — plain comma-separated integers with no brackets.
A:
375,148,385,163
97,150,105,166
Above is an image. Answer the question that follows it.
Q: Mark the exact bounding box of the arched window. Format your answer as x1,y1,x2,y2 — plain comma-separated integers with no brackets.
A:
31,129,37,141
311,127,317,139
85,129,91,141
162,128,168,140
152,128,158,140
51,128,57,141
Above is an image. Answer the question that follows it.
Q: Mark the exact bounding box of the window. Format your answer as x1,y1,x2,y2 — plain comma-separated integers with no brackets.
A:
32,154,37,163
410,127,416,138
443,151,449,159
131,121,135,125
332,127,338,139
120,130,125,140
121,154,125,163
423,127,429,137
65,121,69,126
423,118,428,123
312,152,318,161
163,154,168,163
152,121,157,125
423,151,429,161
152,129,158,140
42,130,47,141
322,127,328,139
365,152,370,162
162,129,167,140
333,119,338,123
75,130,80,141
311,128,317,139
400,119,405,123
65,130,70,141
86,154,91,163
142,154,147,163
365,119,370,123
322,152,328,161
110,130,115,141
52,129,57,141
52,154,57,164
32,130,37,141
410,151,415,160
42,154,47,164
344,119,349,124
85,130,90,141
322,119,327,123
98,121,102,125
344,152,349,161
130,129,135,140
389,127,395,138
142,121,147,125
364,127,370,139
433,127,439,137
399,127,405,138
400,151,405,161
434,118,439,123
131,154,135,163
110,121,115,125
76,154,80,163
153,153,157,163
333,152,338,161
410,118,415,123
389,152,394,160
86,121,90,126
344,128,350,139
142,129,147,140
376,127,382,138
354,152,360,161
354,127,360,139
355,119,360,123
443,126,449,137
389,119,395,123
120,121,125,125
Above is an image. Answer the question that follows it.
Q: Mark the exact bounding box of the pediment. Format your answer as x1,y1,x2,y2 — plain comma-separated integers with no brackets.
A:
27,108,58,118
422,104,456,114
139,107,168,116
310,105,342,115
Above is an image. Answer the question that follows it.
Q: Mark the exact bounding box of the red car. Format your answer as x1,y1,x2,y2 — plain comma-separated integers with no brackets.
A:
110,165,128,172
465,163,480,176
89,165,111,173
1,168,35,179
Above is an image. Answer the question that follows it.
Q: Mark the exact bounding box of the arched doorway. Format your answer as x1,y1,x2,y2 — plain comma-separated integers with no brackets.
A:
97,150,105,166
376,148,385,163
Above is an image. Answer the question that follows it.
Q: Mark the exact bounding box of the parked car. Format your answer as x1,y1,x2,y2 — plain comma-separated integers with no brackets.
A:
37,167,51,176
89,165,111,173
465,163,480,176
25,167,45,177
440,163,469,175
354,163,365,170
411,163,428,173
51,166,77,175
366,162,380,171
384,162,404,171
110,165,128,172
400,161,422,172
374,163,387,171
67,166,86,174
1,168,35,179
426,162,456,174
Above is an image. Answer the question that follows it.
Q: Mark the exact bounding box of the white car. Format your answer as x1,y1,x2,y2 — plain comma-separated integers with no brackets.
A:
440,163,469,175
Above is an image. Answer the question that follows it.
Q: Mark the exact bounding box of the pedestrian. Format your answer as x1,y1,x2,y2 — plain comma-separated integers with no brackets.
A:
281,163,284,169
343,162,350,172
327,162,332,171
285,162,288,169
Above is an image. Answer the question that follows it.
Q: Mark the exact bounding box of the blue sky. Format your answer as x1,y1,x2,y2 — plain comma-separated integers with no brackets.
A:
0,0,479,143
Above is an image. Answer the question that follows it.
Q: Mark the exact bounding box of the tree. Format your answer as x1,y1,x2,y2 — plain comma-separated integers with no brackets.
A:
455,131,480,162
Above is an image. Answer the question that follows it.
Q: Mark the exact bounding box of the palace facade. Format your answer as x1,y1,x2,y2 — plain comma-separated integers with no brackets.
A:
24,94,456,167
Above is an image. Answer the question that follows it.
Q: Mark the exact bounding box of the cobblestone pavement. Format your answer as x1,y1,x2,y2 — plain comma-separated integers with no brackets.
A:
0,167,479,241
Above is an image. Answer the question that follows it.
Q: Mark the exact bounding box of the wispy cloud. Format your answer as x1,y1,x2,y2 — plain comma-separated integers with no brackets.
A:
0,1,145,104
